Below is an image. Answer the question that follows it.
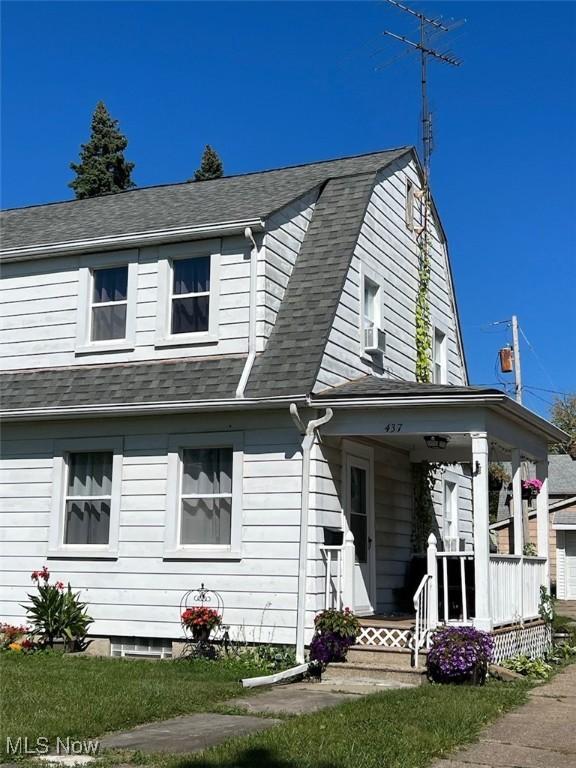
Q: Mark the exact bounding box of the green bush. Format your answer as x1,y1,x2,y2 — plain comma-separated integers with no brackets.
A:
501,654,553,680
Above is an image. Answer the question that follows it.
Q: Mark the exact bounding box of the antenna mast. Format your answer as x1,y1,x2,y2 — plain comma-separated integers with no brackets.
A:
383,0,462,186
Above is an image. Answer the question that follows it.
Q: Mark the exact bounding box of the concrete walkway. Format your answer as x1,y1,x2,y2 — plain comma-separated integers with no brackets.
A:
431,664,576,768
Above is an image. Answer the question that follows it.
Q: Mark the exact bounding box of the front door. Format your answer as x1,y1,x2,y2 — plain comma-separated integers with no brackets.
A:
345,451,375,615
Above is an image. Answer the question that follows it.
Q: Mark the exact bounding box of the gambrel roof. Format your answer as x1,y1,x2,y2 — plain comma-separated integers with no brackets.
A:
0,146,471,416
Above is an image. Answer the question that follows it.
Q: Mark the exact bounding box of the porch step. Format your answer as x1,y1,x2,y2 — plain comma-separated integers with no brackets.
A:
323,661,427,687
347,645,415,669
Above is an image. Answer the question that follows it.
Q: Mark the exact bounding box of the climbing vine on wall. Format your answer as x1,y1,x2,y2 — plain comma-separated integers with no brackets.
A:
412,190,435,552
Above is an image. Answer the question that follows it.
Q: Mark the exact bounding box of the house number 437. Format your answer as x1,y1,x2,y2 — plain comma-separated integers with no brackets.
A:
384,423,402,433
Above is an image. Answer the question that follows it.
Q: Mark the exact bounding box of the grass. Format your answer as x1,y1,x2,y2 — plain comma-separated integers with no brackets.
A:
99,680,533,768
0,652,263,756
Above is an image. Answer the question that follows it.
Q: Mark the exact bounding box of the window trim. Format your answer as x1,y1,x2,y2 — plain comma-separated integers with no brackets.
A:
48,437,123,559
431,320,449,385
406,179,415,231
75,251,138,355
155,240,221,348
163,431,243,560
359,263,385,359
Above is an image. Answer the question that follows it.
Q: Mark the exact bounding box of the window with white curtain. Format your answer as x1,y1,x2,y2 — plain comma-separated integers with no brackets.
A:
179,448,232,546
164,432,243,559
432,326,447,384
64,452,113,545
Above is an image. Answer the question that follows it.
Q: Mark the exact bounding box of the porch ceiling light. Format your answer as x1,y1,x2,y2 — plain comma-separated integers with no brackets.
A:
424,435,449,450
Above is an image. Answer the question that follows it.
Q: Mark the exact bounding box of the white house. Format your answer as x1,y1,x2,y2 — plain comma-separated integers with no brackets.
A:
0,148,565,664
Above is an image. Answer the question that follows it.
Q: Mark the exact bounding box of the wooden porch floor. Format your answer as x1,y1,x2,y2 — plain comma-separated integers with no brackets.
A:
358,615,415,629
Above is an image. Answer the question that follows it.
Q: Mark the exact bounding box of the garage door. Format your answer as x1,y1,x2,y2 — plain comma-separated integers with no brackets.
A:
566,532,576,600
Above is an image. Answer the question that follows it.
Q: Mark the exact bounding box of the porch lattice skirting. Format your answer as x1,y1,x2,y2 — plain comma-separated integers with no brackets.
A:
356,626,414,649
491,621,552,664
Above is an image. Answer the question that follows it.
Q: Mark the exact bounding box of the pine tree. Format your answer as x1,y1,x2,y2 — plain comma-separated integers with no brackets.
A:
69,102,135,199
193,145,223,181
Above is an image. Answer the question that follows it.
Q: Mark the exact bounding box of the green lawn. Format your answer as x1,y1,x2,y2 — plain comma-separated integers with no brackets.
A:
166,681,532,768
0,652,261,756
1,652,534,768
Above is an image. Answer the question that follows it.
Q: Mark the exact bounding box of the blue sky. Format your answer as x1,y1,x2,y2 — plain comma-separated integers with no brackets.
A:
1,1,575,417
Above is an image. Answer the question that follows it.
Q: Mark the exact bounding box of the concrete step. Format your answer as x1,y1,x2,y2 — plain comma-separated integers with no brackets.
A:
323,661,427,687
347,645,415,668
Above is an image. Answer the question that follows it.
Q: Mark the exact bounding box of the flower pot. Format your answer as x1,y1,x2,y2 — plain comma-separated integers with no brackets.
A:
192,626,210,642
522,488,536,501
489,477,503,492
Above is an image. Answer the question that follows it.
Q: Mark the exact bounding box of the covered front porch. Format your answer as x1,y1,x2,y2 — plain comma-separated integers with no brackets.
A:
311,381,566,659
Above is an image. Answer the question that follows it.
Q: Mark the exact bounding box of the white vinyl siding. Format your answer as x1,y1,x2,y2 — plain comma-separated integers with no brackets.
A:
314,156,467,390
0,412,305,645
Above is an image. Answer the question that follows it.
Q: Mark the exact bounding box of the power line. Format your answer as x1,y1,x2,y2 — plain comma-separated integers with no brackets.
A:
518,325,559,392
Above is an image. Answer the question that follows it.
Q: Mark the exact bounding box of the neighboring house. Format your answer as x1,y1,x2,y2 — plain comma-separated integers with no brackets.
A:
0,148,565,663
492,455,576,599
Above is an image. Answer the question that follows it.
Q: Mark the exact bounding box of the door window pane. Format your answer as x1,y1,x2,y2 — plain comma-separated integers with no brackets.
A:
171,296,210,334
350,466,368,563
64,452,113,545
180,447,233,546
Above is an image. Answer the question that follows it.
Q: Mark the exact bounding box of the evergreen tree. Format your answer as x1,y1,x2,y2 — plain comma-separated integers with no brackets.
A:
193,145,223,181
69,102,135,199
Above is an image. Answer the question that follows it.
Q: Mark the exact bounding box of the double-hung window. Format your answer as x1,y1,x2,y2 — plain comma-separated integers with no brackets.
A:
64,452,112,545
171,257,210,335
91,266,128,341
432,326,447,384
76,253,137,354
156,241,220,346
360,265,385,356
164,432,243,559
49,438,122,559
443,478,460,551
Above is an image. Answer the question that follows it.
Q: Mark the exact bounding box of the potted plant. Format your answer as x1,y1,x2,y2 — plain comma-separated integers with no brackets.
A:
427,626,494,685
181,606,222,642
522,478,543,501
308,607,360,668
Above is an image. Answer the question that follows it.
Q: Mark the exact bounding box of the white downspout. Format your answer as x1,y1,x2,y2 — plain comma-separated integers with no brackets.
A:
236,226,259,398
290,403,334,663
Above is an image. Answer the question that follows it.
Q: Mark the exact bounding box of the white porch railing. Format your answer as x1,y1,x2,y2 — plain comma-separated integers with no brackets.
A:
437,550,475,624
319,545,344,610
489,555,546,626
413,573,433,667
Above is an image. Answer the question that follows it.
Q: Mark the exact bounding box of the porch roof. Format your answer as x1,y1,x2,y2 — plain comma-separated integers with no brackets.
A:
314,377,501,398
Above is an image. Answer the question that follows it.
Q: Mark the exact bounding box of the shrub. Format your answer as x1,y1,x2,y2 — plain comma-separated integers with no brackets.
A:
23,566,93,650
0,623,30,651
427,626,493,684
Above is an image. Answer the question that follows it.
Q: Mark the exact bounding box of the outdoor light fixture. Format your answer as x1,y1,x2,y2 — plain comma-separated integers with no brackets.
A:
424,435,449,450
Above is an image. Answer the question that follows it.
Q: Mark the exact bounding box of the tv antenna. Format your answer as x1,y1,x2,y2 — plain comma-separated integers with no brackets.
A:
383,0,464,186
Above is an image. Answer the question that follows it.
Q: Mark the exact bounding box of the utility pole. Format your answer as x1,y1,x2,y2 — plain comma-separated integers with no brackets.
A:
511,314,523,404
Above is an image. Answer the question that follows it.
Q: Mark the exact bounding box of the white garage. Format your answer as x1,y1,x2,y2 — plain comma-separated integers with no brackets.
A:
555,509,576,600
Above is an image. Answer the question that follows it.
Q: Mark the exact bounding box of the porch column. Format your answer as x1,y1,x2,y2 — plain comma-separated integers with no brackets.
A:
536,459,550,586
511,449,524,555
471,433,492,631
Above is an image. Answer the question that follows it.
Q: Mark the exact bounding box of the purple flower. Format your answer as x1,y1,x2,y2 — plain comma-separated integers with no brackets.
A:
309,631,354,664
427,626,493,684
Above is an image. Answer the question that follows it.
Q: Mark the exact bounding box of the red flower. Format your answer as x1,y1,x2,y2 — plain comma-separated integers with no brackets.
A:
181,606,221,630
55,581,65,591
21,638,34,649
32,566,50,582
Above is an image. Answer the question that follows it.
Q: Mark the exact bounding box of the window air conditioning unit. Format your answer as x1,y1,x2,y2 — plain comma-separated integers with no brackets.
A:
364,326,386,354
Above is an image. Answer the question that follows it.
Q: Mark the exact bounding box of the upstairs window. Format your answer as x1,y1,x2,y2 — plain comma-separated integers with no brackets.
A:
361,270,385,356
406,180,415,231
180,447,232,546
91,266,128,341
363,278,379,334
171,256,210,335
432,326,447,384
64,452,113,545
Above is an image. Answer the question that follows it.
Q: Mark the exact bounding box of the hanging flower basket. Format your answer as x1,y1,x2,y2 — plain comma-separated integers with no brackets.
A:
521,479,543,501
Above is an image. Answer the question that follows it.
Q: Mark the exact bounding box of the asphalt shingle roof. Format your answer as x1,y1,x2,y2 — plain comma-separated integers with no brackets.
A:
549,455,576,495
0,148,409,252
0,357,246,411
313,376,502,398
553,508,576,527
245,173,377,398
